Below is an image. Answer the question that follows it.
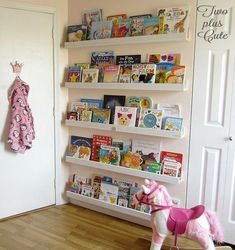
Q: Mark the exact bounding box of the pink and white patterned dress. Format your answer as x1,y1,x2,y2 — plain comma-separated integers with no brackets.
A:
8,77,35,153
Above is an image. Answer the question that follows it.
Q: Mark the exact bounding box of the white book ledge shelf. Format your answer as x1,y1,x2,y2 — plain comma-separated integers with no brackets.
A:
65,120,184,139
66,156,182,184
66,191,150,221
64,32,188,48
65,82,187,92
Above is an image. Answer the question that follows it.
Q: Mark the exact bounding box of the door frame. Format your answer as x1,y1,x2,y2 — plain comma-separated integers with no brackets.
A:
0,0,61,205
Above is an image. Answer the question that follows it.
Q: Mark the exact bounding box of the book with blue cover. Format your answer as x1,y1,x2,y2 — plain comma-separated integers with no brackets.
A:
67,25,87,42
90,21,113,40
81,98,103,110
143,17,160,35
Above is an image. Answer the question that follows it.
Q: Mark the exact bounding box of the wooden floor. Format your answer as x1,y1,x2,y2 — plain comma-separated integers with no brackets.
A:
0,204,233,250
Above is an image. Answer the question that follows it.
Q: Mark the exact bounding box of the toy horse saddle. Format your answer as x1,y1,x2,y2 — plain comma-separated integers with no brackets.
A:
167,205,205,244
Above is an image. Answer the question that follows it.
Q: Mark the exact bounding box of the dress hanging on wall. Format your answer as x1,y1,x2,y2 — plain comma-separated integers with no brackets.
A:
7,62,35,153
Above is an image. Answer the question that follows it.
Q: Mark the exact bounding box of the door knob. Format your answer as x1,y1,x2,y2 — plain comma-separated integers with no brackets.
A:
227,136,233,141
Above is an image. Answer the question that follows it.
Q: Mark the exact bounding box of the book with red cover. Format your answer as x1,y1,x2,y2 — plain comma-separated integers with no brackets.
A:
160,151,183,176
91,135,112,161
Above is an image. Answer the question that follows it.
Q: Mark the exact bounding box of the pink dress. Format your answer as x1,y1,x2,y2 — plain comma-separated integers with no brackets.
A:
8,77,35,153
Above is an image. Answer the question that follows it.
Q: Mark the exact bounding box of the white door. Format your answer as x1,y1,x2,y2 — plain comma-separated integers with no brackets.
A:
187,0,235,244
0,4,55,218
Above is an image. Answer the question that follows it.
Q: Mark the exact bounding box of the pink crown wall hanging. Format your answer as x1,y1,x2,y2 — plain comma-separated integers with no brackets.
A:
10,61,23,76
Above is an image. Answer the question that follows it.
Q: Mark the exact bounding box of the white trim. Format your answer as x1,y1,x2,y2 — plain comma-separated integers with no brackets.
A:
0,0,56,13
66,156,182,184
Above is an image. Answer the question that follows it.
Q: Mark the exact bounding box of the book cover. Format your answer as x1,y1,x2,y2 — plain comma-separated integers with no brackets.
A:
147,53,181,64
67,111,78,121
90,20,113,40
114,106,137,127
81,184,94,197
138,109,163,129
70,101,88,112
155,65,166,83
67,69,81,82
156,104,181,117
160,151,183,164
132,139,161,167
103,65,120,83
127,96,153,109
116,54,141,76
106,14,128,37
116,18,131,37
165,65,185,83
74,63,90,69
91,135,112,162
156,7,189,34
91,51,114,65
112,139,132,153
121,151,142,170
143,17,160,35
163,117,183,132
99,181,119,204
92,175,103,199
119,74,130,83
67,25,87,42
128,186,141,210
117,181,132,207
103,95,126,124
81,9,103,39
130,14,152,36
68,135,93,160
131,64,156,83
92,108,111,124
81,68,99,83
99,145,120,165
81,98,103,110
81,110,92,122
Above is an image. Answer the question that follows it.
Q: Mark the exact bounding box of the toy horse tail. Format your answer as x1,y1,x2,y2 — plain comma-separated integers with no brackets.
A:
205,210,224,243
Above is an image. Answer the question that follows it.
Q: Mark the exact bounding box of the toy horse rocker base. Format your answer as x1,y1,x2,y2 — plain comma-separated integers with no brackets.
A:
134,180,224,250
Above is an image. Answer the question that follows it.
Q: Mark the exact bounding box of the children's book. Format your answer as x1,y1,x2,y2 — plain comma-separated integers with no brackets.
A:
74,63,90,69
155,65,166,83
81,68,99,83
70,101,88,112
67,25,87,42
112,139,132,153
67,111,79,121
67,66,81,82
119,74,131,83
116,55,141,76
91,135,112,162
117,181,132,207
121,151,142,170
143,16,160,35
114,106,137,127
128,186,141,210
81,9,103,39
138,109,163,129
103,65,120,83
156,104,181,117
81,98,103,110
147,53,181,64
91,51,114,66
163,117,183,132
92,108,111,124
81,184,94,197
103,95,126,124
116,18,131,37
106,14,128,37
92,175,103,199
132,139,161,170
99,145,120,166
68,135,93,160
127,96,153,109
130,14,152,36
165,65,185,83
81,110,92,122
131,64,156,83
156,7,189,34
90,20,113,40
99,181,119,204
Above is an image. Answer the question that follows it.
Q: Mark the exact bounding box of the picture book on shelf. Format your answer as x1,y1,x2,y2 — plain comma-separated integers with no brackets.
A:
81,9,103,39
138,109,163,129
116,55,141,77
165,65,185,83
67,66,81,83
129,186,141,210
81,68,99,83
127,96,153,109
114,106,137,127
81,98,103,110
130,14,152,36
163,117,183,132
91,135,112,162
116,18,131,37
103,95,126,124
68,135,93,160
67,111,78,121
103,65,120,83
119,74,131,83
74,63,90,69
92,108,111,124
112,139,132,153
91,51,114,66
70,101,88,112
156,104,181,117
90,20,113,40
131,64,156,83
106,14,128,37
155,64,167,83
147,53,181,64
99,145,120,166
156,6,189,34
92,175,103,199
132,139,161,171
118,181,132,207
99,181,119,204
143,16,160,35
81,110,92,122
67,25,87,42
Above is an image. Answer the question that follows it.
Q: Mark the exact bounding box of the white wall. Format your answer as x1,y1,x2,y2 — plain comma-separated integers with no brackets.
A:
67,0,197,206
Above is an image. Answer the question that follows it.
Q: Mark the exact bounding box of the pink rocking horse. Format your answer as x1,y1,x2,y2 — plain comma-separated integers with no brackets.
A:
134,180,223,250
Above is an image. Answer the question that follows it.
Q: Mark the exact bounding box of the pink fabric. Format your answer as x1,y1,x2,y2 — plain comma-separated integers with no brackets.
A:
8,77,35,153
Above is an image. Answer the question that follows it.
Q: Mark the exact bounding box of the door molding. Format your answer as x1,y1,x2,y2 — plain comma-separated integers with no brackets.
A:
0,0,61,205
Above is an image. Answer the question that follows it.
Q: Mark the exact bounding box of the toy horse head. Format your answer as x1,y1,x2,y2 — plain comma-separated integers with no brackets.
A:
134,179,173,207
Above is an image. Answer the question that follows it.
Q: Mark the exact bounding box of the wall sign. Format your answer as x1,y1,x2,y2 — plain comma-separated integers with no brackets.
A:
197,5,230,43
